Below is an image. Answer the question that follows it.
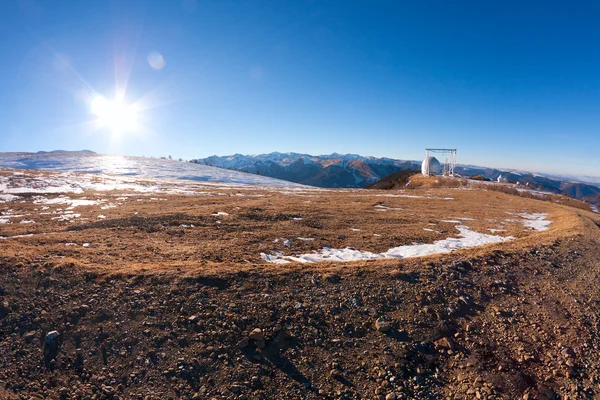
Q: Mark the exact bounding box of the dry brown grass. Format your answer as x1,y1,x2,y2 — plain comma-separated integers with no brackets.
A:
407,173,593,212
0,166,590,276
471,182,593,212
407,174,469,188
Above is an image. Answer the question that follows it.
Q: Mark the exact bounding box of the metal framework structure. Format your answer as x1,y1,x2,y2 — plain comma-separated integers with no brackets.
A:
425,148,457,177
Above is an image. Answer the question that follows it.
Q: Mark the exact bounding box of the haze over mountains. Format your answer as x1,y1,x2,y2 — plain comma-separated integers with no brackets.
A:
193,152,600,205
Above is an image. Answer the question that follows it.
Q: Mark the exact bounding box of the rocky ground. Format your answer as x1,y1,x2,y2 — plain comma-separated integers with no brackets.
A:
1,169,600,399
2,222,600,399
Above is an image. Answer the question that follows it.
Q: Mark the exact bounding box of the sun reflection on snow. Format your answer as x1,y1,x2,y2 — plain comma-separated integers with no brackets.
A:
93,155,139,176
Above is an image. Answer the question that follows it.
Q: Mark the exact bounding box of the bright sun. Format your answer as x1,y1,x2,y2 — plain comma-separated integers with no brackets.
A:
90,95,139,132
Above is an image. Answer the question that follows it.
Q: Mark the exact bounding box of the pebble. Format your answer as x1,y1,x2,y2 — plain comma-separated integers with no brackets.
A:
375,317,392,333
45,330,60,344
249,328,264,341
434,337,455,350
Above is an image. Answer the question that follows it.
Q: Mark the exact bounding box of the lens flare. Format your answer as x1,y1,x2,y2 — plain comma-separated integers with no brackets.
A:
147,52,166,70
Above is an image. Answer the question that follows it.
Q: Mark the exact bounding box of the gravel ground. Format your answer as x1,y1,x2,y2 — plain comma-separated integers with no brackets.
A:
2,226,600,399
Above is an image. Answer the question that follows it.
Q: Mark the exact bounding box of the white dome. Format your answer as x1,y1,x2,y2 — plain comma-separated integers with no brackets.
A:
421,156,442,176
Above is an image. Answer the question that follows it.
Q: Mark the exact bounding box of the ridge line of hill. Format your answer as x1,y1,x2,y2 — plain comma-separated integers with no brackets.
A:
191,152,600,206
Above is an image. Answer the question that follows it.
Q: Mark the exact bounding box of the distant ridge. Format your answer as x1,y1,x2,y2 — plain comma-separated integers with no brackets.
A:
36,150,96,154
192,152,600,207
192,152,419,188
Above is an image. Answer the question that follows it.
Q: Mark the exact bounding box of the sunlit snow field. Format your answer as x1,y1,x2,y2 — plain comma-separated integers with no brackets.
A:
0,152,304,187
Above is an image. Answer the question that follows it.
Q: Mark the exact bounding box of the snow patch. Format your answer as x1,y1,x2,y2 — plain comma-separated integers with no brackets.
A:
52,213,81,221
262,225,513,263
34,196,102,208
374,204,402,211
519,213,551,231
0,234,35,240
260,252,291,264
0,194,20,202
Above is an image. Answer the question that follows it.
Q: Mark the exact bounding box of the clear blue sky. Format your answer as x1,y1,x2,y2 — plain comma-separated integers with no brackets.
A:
1,0,600,176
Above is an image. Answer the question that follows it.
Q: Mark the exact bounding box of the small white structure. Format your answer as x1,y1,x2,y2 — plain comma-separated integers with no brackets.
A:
422,148,456,176
421,156,442,176
497,175,508,183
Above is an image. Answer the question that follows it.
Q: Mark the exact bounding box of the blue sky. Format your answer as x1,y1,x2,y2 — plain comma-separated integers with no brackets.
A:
1,0,600,176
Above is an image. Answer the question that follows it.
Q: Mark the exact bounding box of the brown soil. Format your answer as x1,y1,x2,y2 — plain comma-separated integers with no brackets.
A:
1,168,600,399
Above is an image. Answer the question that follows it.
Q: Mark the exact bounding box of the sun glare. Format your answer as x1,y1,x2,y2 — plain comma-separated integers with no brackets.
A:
90,95,139,132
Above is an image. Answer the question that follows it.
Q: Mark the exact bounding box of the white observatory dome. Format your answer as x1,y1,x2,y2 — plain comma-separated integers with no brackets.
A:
421,156,442,176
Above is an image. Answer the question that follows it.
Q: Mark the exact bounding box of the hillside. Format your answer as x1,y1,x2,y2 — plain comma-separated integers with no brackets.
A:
585,194,600,210
192,152,419,188
364,170,420,190
368,172,599,213
1,166,600,399
560,182,600,199
193,152,600,207
0,152,302,187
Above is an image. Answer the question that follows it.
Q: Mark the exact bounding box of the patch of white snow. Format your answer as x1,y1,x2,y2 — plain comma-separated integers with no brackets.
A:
260,252,291,264
0,194,20,202
262,226,513,264
519,213,551,231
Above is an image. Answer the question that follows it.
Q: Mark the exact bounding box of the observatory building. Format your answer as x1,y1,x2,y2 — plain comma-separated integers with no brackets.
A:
421,156,442,176
421,148,457,176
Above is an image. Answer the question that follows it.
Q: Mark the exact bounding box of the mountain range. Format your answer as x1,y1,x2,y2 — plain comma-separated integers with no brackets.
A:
192,152,600,206
193,152,420,188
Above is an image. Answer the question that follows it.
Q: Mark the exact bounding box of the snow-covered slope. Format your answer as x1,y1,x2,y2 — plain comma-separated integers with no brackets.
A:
193,152,419,188
0,152,303,187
